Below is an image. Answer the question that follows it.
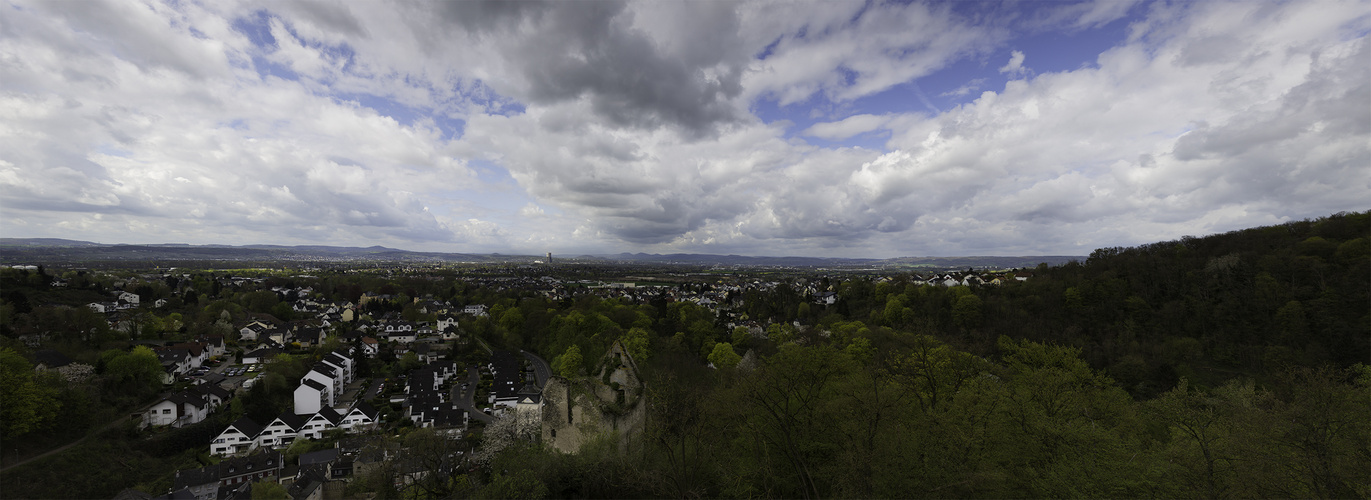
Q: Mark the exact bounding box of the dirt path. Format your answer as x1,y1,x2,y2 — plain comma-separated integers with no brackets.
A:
0,415,129,474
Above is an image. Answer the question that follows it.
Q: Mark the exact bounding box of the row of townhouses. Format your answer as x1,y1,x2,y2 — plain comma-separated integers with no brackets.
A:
210,402,379,457
210,350,376,457
403,361,468,429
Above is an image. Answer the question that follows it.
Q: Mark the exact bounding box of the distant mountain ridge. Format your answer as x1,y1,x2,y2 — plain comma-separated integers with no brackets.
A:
591,252,1081,269
0,238,103,247
0,238,1083,268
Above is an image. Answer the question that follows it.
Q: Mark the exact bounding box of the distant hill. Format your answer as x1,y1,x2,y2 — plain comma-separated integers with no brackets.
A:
0,240,511,264
0,239,1085,268
594,252,1082,269
0,238,103,247
880,255,1083,269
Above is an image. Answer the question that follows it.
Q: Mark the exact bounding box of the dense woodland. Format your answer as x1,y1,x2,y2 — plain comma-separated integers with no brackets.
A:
0,211,1367,498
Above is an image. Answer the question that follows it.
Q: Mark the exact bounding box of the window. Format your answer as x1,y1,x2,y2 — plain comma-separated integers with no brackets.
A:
163,409,172,414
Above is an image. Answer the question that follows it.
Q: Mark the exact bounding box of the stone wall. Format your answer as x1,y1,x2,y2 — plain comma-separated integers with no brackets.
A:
540,341,646,454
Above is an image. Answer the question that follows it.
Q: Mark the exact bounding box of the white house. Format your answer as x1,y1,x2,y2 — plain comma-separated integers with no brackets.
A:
194,383,231,409
211,417,263,457
144,392,210,428
294,379,330,415
87,302,117,314
198,335,226,358
462,304,488,317
242,347,281,365
340,401,380,432
321,352,353,385
119,291,140,305
299,407,343,439
256,412,305,449
436,316,459,333
303,363,343,402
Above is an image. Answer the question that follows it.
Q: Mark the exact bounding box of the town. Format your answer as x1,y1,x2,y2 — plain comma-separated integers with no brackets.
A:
2,260,1035,499
2,212,1368,499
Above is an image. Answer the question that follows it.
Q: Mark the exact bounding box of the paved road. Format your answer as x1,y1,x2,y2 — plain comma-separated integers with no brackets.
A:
361,377,384,402
451,366,493,424
522,350,551,389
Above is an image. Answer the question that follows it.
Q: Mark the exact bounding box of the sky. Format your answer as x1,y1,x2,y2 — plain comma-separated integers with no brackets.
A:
1,0,1368,258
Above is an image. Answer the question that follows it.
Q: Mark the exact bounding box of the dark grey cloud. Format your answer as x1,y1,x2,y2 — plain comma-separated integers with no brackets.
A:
273,1,369,38
440,0,747,136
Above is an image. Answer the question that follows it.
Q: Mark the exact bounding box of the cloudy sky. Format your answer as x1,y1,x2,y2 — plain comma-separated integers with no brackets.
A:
2,0,1368,258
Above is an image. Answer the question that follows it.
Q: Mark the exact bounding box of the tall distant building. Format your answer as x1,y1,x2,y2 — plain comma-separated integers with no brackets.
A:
547,252,553,264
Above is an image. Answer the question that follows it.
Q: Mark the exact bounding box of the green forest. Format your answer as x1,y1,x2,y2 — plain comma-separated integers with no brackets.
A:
456,211,1371,498
0,211,1367,498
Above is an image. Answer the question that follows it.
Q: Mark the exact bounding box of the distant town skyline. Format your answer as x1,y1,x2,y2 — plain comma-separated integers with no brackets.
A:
2,0,1368,258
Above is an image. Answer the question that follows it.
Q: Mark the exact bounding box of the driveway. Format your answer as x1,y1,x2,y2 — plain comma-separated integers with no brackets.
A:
360,377,384,402
451,366,493,424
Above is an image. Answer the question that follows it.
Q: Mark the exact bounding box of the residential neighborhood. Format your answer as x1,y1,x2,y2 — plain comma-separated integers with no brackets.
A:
5,212,1366,499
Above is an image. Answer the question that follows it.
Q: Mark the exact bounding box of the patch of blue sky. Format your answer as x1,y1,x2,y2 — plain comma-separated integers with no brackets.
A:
803,129,893,152
249,54,301,82
335,92,466,141
468,159,520,188
755,36,783,60
232,10,359,81
1012,14,1135,74
752,82,928,150
461,79,526,117
431,159,539,221
231,10,276,49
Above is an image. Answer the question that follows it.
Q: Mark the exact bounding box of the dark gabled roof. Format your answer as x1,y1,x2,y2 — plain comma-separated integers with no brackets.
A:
168,391,207,409
516,383,541,405
169,343,203,357
430,407,466,428
172,464,219,490
197,373,227,386
287,465,326,500
152,487,197,500
407,368,436,391
269,411,306,431
243,347,281,359
226,416,263,438
216,483,252,500
490,350,522,398
219,450,283,478
310,363,337,377
195,382,231,400
156,349,190,363
335,437,367,456
312,406,343,425
298,448,339,466
348,401,379,420
300,378,328,392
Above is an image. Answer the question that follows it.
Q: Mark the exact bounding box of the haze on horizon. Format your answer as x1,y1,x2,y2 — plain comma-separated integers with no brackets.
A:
1,0,1368,259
